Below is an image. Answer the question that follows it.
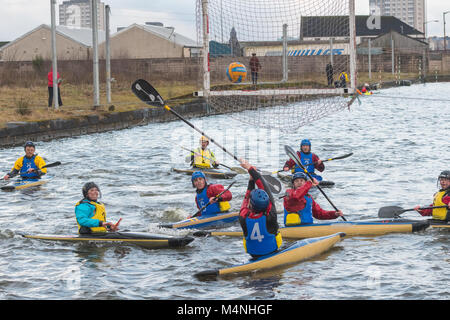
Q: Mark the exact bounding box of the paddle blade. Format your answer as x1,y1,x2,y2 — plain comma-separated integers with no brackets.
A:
328,153,353,161
42,161,61,169
131,79,165,107
378,206,405,218
284,145,302,168
261,174,282,194
1,185,16,191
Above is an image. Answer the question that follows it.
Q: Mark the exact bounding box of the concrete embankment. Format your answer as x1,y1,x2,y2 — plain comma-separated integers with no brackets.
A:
0,99,208,148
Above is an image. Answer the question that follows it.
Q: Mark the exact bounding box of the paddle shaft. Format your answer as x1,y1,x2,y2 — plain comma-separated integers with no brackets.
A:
402,205,448,214
285,145,346,221
274,153,353,174
192,181,236,218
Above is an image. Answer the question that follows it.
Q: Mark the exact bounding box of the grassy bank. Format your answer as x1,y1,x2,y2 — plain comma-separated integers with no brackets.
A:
0,81,198,128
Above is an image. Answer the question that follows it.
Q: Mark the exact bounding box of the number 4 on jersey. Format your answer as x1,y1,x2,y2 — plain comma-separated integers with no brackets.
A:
250,222,264,242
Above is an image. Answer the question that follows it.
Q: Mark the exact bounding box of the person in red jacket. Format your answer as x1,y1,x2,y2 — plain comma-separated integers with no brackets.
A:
283,139,324,181
190,171,232,218
239,159,282,258
283,172,343,226
48,68,63,107
414,170,450,221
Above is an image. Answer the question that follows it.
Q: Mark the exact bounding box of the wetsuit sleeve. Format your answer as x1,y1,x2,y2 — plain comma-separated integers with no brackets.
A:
207,184,232,201
311,199,338,220
75,203,102,227
283,158,295,169
417,204,433,216
13,157,23,171
35,156,47,176
312,153,325,172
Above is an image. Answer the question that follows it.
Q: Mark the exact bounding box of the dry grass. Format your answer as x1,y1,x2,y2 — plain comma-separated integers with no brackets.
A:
0,81,199,127
0,71,424,128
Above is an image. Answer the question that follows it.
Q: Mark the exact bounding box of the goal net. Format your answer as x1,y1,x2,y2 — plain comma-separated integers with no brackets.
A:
195,0,357,132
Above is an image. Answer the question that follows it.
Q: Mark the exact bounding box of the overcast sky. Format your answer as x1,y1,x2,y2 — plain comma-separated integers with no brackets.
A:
0,0,448,41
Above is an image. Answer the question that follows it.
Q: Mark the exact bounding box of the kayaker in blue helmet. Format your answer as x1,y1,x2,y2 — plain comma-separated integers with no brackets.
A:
3,141,47,181
190,171,232,218
75,182,120,234
283,172,343,226
239,159,282,258
414,170,450,221
283,139,324,181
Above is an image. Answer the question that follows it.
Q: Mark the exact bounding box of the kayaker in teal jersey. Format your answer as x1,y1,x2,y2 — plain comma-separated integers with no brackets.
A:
239,159,282,258
3,141,47,180
283,172,343,226
191,171,232,218
283,139,324,181
75,182,120,234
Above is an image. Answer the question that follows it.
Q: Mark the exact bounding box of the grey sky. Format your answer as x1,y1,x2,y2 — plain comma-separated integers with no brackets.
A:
0,0,448,41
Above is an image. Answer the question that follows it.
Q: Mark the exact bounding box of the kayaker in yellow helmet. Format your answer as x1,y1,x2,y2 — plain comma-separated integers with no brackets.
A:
3,141,47,180
414,171,450,221
187,136,220,169
75,182,121,234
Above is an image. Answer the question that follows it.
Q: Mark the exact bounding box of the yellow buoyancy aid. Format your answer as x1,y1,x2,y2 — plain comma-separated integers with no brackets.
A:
432,190,450,220
75,200,107,233
193,148,215,168
339,72,349,82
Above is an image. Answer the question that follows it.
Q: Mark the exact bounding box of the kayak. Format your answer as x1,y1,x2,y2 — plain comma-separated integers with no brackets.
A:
193,218,430,239
21,231,195,249
277,171,335,187
1,176,51,191
159,212,239,229
428,219,450,229
172,167,237,179
195,232,345,279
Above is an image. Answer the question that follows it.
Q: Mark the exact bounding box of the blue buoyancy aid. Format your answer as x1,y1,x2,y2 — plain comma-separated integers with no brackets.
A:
244,215,279,256
293,152,314,173
284,194,314,226
20,155,39,178
196,187,221,216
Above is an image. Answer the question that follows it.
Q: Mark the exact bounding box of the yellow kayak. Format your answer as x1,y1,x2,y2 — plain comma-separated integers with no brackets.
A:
195,232,344,279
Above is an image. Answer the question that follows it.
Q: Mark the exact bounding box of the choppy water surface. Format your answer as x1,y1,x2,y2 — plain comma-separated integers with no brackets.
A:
0,82,449,300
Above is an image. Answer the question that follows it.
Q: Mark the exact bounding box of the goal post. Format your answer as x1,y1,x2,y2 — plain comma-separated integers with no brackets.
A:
195,0,358,131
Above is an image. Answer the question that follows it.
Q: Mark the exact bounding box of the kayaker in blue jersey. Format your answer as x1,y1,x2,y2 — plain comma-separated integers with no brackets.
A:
3,141,47,180
191,171,232,218
283,139,324,181
75,182,120,234
239,159,282,258
283,172,343,226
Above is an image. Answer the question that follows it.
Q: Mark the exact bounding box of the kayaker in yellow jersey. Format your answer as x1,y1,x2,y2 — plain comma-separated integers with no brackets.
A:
187,136,220,169
414,171,450,221
75,182,120,234
2,141,47,180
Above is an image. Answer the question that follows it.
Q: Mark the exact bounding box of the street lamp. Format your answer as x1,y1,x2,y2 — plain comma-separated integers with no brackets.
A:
423,20,438,40
444,11,450,51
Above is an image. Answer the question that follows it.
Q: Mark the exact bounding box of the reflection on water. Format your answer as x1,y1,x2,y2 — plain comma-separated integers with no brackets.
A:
0,82,449,299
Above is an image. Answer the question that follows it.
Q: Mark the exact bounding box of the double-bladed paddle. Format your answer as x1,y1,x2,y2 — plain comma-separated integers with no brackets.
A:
131,79,282,194
271,152,353,174
191,181,236,218
378,205,448,218
284,145,346,221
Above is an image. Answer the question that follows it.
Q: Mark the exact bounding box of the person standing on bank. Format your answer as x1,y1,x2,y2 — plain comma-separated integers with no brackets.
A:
326,63,334,87
249,53,261,85
48,68,63,108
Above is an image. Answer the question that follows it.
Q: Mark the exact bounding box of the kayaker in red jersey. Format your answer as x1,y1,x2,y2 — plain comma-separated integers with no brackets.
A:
190,171,232,218
48,68,63,107
283,172,343,226
283,139,325,181
239,159,282,258
414,171,450,221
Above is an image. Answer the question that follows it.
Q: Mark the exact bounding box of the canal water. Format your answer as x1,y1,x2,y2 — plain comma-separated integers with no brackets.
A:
0,82,448,300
